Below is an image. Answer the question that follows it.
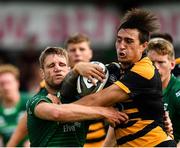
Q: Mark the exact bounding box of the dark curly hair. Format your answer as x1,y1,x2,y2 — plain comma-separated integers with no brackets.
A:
117,8,160,44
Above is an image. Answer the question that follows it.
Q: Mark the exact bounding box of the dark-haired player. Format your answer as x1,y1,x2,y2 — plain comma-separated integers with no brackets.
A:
72,8,176,147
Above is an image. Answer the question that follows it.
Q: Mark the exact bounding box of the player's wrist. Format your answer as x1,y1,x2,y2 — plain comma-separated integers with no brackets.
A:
72,66,79,76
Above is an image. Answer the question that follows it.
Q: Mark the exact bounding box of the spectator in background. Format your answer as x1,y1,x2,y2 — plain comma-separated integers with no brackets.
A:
147,37,180,146
65,33,108,147
0,64,32,146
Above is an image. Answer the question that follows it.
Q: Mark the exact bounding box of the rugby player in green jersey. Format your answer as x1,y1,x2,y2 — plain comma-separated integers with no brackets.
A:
147,37,180,146
7,35,125,147
26,47,128,147
0,64,32,146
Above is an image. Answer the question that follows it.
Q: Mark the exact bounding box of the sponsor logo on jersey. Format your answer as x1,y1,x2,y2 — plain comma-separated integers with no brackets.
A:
63,122,81,132
176,90,180,97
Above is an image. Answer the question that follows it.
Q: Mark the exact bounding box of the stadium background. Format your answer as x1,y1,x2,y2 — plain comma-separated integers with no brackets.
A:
0,0,179,91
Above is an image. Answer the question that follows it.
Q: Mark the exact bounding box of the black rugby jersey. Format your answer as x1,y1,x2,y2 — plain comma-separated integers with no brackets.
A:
114,56,169,147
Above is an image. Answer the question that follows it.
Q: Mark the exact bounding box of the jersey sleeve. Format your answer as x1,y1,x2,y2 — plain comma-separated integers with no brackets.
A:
114,57,157,98
26,95,52,115
115,70,147,97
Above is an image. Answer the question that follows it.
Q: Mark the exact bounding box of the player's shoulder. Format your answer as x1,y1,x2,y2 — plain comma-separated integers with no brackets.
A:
32,88,45,98
171,75,180,87
28,88,48,103
131,57,155,80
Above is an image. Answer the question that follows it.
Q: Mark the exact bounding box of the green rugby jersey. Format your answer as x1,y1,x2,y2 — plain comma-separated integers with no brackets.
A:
163,74,180,142
0,92,30,146
27,88,88,147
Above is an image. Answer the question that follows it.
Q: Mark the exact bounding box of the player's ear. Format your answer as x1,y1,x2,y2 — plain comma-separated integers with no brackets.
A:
40,68,45,79
141,41,148,52
170,59,176,70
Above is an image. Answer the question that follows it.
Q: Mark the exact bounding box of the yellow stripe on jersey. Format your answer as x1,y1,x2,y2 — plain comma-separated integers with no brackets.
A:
115,120,167,147
115,120,154,139
88,122,104,131
115,81,130,93
85,121,106,147
131,57,155,80
86,128,106,140
124,108,139,114
120,126,167,147
129,118,142,121
84,140,104,147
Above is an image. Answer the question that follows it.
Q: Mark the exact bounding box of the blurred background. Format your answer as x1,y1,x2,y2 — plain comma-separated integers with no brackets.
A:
0,0,179,92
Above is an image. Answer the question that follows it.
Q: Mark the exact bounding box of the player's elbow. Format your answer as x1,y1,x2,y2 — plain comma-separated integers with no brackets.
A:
50,109,64,121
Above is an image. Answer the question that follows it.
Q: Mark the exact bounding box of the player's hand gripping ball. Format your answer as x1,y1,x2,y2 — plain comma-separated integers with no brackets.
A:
77,61,109,97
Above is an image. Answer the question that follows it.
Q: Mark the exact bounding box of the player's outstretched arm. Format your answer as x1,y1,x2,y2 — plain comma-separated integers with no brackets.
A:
34,99,128,125
6,113,28,147
75,83,129,107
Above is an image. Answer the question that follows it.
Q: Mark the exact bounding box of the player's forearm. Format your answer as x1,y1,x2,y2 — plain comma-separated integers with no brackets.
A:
36,102,128,126
75,84,129,107
6,113,28,147
55,104,105,122
36,103,105,122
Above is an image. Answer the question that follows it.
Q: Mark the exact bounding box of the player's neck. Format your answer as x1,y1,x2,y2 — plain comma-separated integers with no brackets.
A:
45,86,58,96
162,75,171,89
120,62,133,70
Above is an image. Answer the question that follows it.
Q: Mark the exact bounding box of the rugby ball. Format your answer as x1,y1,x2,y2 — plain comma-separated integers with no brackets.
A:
77,61,109,97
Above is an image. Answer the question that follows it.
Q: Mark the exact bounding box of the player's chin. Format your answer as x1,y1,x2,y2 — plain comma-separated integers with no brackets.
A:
118,57,128,62
161,77,165,83
54,79,63,85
